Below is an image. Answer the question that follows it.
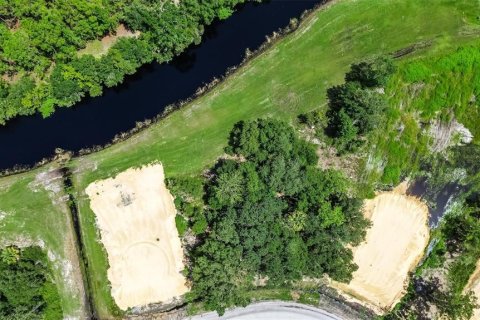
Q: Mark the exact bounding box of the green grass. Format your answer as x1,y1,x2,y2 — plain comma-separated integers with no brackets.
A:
2,0,480,318
74,185,123,318
246,288,293,302
362,41,480,188
78,40,105,57
0,164,87,318
70,0,480,180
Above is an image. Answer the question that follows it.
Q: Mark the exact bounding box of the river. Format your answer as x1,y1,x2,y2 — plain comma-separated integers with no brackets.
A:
0,0,322,171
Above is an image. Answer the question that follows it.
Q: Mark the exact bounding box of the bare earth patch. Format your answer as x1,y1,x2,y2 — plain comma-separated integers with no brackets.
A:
78,24,140,58
85,163,189,310
332,183,429,314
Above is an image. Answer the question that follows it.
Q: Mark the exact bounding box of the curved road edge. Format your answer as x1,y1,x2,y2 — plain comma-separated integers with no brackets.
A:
185,301,343,320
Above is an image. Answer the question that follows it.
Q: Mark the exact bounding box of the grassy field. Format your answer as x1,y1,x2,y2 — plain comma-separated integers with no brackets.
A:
70,0,480,179
0,163,88,318
1,0,480,318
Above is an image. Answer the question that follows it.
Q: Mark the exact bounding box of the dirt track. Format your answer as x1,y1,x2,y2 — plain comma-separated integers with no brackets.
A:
465,260,480,319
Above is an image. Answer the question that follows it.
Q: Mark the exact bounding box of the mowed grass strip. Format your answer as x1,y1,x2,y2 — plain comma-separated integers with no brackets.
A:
0,165,87,318
15,0,480,318
71,0,480,180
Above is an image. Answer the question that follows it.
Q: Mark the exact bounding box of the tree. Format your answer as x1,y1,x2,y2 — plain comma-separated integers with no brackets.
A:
330,108,358,152
0,246,62,319
325,57,395,152
346,56,396,88
50,65,83,107
0,246,19,265
327,81,387,135
189,119,368,313
212,165,245,207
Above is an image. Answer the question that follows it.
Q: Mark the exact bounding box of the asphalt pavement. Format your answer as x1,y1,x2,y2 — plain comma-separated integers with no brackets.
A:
186,301,343,320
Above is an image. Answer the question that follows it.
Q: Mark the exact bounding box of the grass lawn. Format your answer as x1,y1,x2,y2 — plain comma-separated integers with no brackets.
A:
0,163,88,318
2,0,480,318
70,0,480,180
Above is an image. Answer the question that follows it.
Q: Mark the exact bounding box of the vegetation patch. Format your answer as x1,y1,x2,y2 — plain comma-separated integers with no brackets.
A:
382,143,480,319
183,119,369,314
78,24,140,58
2,1,480,319
0,0,251,123
0,246,62,319
0,166,89,319
362,44,480,189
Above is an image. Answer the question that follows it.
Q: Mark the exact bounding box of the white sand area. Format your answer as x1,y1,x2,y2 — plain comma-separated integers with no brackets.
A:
333,183,429,313
86,163,189,310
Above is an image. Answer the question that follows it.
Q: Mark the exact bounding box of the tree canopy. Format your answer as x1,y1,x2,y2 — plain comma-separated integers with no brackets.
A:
0,0,252,124
325,56,395,153
0,246,62,320
186,119,369,314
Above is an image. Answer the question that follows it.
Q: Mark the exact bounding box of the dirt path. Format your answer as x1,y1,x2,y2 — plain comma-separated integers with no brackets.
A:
464,260,480,319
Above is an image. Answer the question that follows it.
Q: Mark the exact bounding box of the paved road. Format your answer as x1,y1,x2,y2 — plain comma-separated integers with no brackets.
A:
186,301,343,320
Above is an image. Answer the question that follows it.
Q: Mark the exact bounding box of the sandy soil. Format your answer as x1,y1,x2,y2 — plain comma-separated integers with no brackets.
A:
333,183,429,313
465,260,480,319
86,164,189,310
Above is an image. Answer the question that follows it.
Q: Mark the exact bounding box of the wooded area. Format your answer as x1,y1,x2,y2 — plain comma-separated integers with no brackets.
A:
0,0,254,124
170,119,369,314
0,246,62,319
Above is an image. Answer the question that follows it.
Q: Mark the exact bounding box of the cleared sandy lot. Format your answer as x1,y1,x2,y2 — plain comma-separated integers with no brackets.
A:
85,163,188,310
333,183,429,313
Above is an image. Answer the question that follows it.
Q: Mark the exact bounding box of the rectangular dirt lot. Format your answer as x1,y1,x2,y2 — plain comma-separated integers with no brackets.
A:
86,163,188,310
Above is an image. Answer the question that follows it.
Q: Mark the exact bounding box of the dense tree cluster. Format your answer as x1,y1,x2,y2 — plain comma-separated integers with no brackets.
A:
186,119,369,314
0,246,62,320
0,0,255,124
326,56,395,152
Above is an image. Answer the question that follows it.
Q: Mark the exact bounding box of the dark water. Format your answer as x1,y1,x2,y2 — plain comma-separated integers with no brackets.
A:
408,179,462,227
0,0,322,171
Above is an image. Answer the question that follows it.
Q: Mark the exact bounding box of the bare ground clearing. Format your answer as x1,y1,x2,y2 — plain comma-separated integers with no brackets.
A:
85,163,189,310
332,182,429,314
78,24,140,58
